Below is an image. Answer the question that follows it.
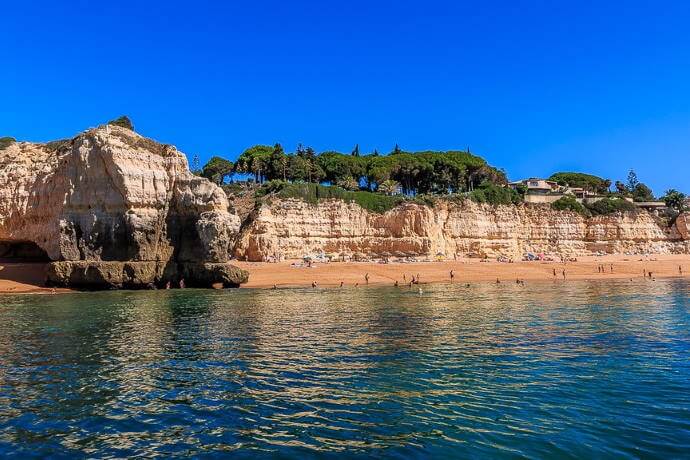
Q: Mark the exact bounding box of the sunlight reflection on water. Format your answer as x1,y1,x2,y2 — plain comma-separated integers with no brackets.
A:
0,279,689,457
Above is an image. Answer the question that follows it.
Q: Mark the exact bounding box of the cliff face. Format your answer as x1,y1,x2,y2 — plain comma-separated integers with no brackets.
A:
233,199,689,261
0,125,246,288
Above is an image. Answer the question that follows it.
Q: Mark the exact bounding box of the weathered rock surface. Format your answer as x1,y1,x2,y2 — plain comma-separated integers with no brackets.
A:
233,199,689,261
0,124,246,288
45,261,248,289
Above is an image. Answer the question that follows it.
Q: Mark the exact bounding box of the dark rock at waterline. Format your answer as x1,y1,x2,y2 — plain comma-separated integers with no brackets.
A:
46,261,248,289
179,262,249,288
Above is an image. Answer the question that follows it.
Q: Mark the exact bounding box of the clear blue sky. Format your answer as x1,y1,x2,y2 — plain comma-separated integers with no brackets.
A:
4,0,690,194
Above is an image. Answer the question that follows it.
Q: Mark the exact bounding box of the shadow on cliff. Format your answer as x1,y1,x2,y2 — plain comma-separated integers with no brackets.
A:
0,262,48,287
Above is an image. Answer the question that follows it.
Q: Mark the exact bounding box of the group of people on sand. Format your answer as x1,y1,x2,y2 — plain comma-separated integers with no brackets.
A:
597,264,614,273
552,268,567,279
273,263,687,290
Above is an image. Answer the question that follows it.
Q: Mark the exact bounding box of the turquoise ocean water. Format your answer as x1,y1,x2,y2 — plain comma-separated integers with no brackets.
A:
0,280,689,458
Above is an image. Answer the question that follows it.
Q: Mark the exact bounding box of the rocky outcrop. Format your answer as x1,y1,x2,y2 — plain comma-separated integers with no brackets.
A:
45,261,248,289
234,198,689,261
0,124,247,288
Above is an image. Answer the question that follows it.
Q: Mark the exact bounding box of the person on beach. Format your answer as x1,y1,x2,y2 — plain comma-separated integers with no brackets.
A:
312,281,317,288
340,281,344,287
496,278,500,284
272,284,277,289
179,278,185,289
365,273,369,284
553,268,557,278
680,266,683,275
165,281,171,289
450,270,455,282
562,269,566,280
394,280,399,287
610,264,613,273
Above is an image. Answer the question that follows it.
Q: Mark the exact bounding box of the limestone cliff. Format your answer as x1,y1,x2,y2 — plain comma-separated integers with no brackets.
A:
0,125,247,288
233,198,689,261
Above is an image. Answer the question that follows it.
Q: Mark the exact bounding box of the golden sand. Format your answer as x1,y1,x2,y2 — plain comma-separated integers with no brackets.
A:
1,254,687,293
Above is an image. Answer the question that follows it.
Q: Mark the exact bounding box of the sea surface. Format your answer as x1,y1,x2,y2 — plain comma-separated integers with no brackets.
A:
0,280,689,458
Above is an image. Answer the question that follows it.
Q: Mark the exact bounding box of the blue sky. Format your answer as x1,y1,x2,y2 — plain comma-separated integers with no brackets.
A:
3,0,690,194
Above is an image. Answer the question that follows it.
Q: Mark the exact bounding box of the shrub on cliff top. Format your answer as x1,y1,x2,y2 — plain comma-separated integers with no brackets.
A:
44,138,71,152
468,183,522,205
548,172,610,193
107,115,134,131
260,181,404,214
0,137,16,150
585,197,637,216
551,196,589,216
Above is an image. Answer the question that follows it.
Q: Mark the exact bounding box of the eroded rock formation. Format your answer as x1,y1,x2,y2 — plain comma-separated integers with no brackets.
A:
0,125,247,288
233,199,689,261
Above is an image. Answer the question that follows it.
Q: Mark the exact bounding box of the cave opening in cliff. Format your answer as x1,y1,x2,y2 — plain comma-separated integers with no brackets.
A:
0,240,50,261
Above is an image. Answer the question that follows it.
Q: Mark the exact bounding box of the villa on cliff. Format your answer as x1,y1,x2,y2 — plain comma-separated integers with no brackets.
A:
508,178,667,213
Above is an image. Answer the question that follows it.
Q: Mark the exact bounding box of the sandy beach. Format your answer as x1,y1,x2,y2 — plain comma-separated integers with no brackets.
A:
234,254,690,288
1,255,688,293
0,262,67,294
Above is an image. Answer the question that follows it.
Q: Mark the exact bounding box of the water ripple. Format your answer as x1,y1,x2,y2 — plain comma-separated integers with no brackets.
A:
0,280,689,457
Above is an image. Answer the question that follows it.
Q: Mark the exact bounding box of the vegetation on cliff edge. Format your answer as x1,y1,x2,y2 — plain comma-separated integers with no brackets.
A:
0,137,16,150
107,116,134,131
258,181,405,214
548,172,611,194
551,196,590,216
585,198,638,216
